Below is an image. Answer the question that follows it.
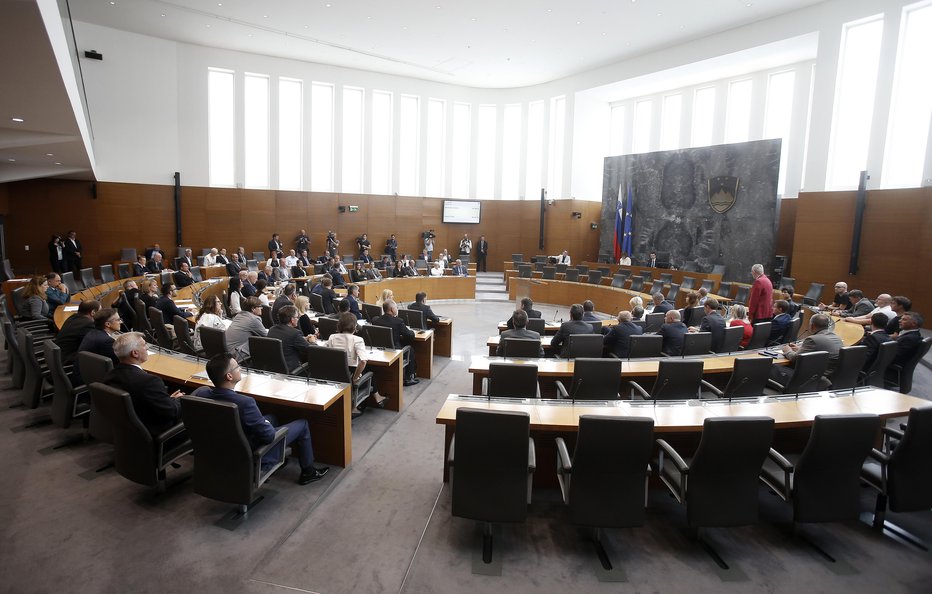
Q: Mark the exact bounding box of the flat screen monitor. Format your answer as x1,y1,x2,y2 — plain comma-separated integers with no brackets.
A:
442,200,481,224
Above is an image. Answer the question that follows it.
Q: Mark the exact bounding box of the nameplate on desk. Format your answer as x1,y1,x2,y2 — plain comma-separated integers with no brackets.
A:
191,370,210,380
63,305,79,312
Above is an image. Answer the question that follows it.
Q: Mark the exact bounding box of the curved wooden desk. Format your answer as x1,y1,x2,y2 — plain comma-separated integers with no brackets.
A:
508,277,703,317
355,275,475,304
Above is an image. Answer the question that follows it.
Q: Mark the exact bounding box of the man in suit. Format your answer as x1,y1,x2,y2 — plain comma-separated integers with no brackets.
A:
146,252,166,274
359,248,374,265
267,305,315,372
747,263,774,324
177,248,194,269
328,257,347,287
133,255,148,276
603,310,643,358
892,312,924,367
157,283,193,322
409,291,441,325
104,332,184,437
885,295,912,337
365,265,383,281
768,300,794,344
63,230,83,276
144,243,164,261
225,297,269,361
371,300,419,385
173,262,194,288
226,253,242,277
581,300,600,322
838,290,873,318
451,259,468,276
196,353,328,484
44,273,70,312
385,234,398,261
114,280,139,331
497,309,544,357
506,297,542,329
356,233,371,258
550,303,593,358
842,293,895,327
241,271,258,297
74,308,121,384
858,312,894,371
268,233,283,258
55,299,100,364
476,235,489,272
647,251,658,268
690,297,726,352
271,283,296,322
659,309,688,356
774,313,843,384
319,277,339,315
215,248,229,265
651,292,673,315
295,230,310,255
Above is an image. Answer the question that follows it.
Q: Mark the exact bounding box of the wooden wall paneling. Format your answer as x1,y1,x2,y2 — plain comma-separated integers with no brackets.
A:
365,195,398,256
180,186,207,251
0,182,10,214
776,198,797,262
274,190,310,253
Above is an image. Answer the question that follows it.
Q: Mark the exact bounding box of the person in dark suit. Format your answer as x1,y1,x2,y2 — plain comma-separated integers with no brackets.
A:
773,313,844,385
195,353,328,484
173,262,194,288
267,305,316,372
650,293,673,315
345,284,364,320
838,290,873,318
780,286,800,317
113,280,139,332
270,284,296,322
892,312,924,367
659,310,688,356
295,230,310,255
144,244,164,261
146,252,166,274
603,310,644,358
409,291,441,324
371,300,418,385
356,234,371,258
365,266,382,281
74,308,121,384
385,234,398,261
646,251,657,268
226,253,242,277
63,230,83,276
215,248,229,265
497,310,543,357
54,300,100,365
581,300,600,322
177,248,194,270
550,304,593,358
506,297,542,329
319,277,338,315
133,256,148,276
241,271,258,297
768,300,794,344
690,298,726,352
48,234,65,273
476,235,489,272
103,332,184,436
157,283,193,322
858,312,894,371
268,233,283,258
885,295,912,337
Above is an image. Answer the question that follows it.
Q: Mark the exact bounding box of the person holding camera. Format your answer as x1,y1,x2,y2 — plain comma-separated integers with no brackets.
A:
423,230,435,260
326,231,339,257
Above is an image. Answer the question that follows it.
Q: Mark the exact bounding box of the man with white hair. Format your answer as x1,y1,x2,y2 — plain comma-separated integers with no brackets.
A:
842,293,895,326
747,263,773,324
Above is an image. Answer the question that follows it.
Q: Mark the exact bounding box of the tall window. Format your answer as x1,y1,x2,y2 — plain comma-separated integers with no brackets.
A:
691,87,716,147
632,99,653,153
501,104,522,200
724,79,753,143
476,104,497,199
425,98,445,197
278,78,303,190
244,73,269,188
371,90,393,194
399,95,420,195
609,104,626,155
525,101,544,200
827,15,884,189
763,70,796,195
548,96,566,197
207,68,234,186
883,1,932,188
660,94,682,150
451,102,471,198
341,87,364,193
309,83,333,191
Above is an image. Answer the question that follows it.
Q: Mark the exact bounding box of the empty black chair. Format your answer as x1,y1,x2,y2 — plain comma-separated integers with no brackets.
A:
733,285,750,306
362,303,381,321
680,276,696,291
450,408,535,569
518,264,532,279
252,251,265,261
563,269,579,282
886,337,932,394
785,316,804,342
565,334,604,358
246,259,259,272
316,316,338,340
511,253,523,262
80,267,98,288
2,318,25,389
611,274,626,288
598,267,611,277
646,280,662,296
160,271,172,286
309,293,325,314
132,299,154,341
699,279,714,292
829,345,868,390
555,358,621,400
708,357,773,400
542,266,556,280
248,336,306,375
18,328,52,409
190,267,203,282
659,272,673,285
306,345,375,411
499,338,543,358
148,307,175,350
400,308,426,330
173,316,200,356
260,305,273,329
680,332,712,356
533,261,543,272
100,264,115,284
199,326,230,360
484,362,539,399
743,322,772,350
88,382,191,492
61,271,81,293
859,340,898,388
526,318,545,334
586,270,602,285
555,263,568,274
666,283,680,304
719,325,745,353
179,394,287,518
361,324,413,371
717,282,732,299
768,351,830,394
761,414,880,525
626,334,663,359
576,265,589,276
616,269,631,282
630,359,708,400
117,262,131,279
802,283,825,306
640,270,653,281
645,312,665,333
45,340,89,433
77,351,115,443
1,258,13,281
628,276,644,292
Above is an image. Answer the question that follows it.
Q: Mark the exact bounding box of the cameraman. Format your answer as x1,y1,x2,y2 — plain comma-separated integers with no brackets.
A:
423,229,436,260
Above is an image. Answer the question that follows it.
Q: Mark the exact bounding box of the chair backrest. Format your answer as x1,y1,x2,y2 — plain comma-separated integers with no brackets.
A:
260,305,273,329
160,271,172,286
681,332,712,356
100,264,115,284
555,263,568,274
452,408,531,523
646,280,662,296
659,273,673,284
745,322,772,350
44,340,78,429
148,307,174,349
611,274,626,288
309,293,325,314
511,253,523,262
117,263,131,279
680,276,695,291
563,269,579,282
830,345,869,390
640,270,653,281
179,395,256,505
666,283,680,303
568,416,654,527
719,325,744,353
687,417,775,527
628,276,644,292
699,279,715,292
246,259,259,272
598,267,611,276
80,267,97,288
782,351,830,393
316,316,339,340
589,321,602,333
199,327,229,359
628,334,663,359
518,264,532,278
500,338,541,358
362,302,381,321
2,318,24,389
526,318,545,333
305,345,353,383
363,324,396,349
248,336,289,374
17,328,44,409
252,251,265,261
861,340,898,387
575,265,588,275
792,414,880,522
399,308,426,330
566,358,621,400
721,357,773,399
645,312,665,333
121,248,137,261
616,269,631,280
133,299,152,336
88,382,157,486
710,264,727,276
893,337,932,394
785,316,804,342
190,267,203,282
487,362,539,399
566,334,604,358
61,271,80,293
733,285,750,306
718,282,733,299
173,316,198,356
652,360,705,399
542,266,556,280
803,282,825,306
886,407,932,512
586,270,602,285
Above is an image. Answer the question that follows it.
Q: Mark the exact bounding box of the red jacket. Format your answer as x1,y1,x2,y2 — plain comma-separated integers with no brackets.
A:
748,275,774,321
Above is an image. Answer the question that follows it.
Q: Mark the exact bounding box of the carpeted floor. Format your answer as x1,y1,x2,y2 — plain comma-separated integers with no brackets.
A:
1,300,930,593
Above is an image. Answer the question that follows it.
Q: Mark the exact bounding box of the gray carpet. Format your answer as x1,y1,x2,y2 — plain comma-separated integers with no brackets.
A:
1,300,930,593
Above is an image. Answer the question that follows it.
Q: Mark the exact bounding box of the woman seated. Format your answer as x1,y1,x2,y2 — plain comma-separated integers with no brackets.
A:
21,276,51,320
293,295,318,336
324,312,386,414
391,260,407,278
139,279,160,310
227,276,243,316
681,291,702,327
350,262,367,283
429,261,444,277
254,279,270,306
193,295,230,351
729,304,753,348
376,288,393,308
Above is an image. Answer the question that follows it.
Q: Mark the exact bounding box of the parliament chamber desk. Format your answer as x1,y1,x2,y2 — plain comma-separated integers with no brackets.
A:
435,388,930,482
355,275,475,304
508,277,658,315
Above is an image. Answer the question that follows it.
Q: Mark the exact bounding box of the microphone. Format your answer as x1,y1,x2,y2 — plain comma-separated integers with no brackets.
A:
552,309,559,322
569,378,584,404
652,378,670,406
728,376,749,404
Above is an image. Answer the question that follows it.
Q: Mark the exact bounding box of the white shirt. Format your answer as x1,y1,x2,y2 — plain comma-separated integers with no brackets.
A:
555,254,571,265
284,255,298,267
204,254,217,266
870,305,895,322
193,313,230,351
228,291,242,315
326,333,368,367
429,266,444,277
619,257,631,266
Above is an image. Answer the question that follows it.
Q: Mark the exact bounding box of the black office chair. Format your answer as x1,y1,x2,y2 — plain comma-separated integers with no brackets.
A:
449,408,535,569
768,351,830,394
861,407,932,550
717,282,733,299
518,264,532,279
733,285,750,306
173,315,201,356
657,417,774,566
499,338,543,358
587,271,602,285
680,276,696,291
402,308,426,330
361,324,413,373
659,272,673,285
680,332,712,356
556,416,654,577
555,358,621,400
565,334,604,358
564,269,579,282
148,307,175,350
160,271,172,286
611,274,626,289
45,340,89,437
18,328,53,409
626,334,663,359
316,316,338,340
511,253,523,262
576,265,589,276
666,283,680,304
802,283,825,306
61,271,81,293
246,259,259,272
533,262,543,272
199,326,230,360
885,337,932,394
710,264,727,276
645,312,665,333
133,299,155,342
80,267,98,288
88,382,191,493
646,281,662,296
628,276,644,292
526,318,545,333
699,279,714,292
828,345,868,390
180,394,288,520
306,345,375,411
785,317,804,342
248,336,307,375
630,359,708,400
260,305,274,329
484,362,540,399
190,266,203,282
555,263,568,274
117,262,131,280
77,351,115,443
252,251,265,261
719,325,745,353
309,293,325,314
598,267,611,277
100,264,115,284
2,318,25,390
362,303,381,321
542,266,556,280
858,340,898,388
707,357,773,400
743,322,772,350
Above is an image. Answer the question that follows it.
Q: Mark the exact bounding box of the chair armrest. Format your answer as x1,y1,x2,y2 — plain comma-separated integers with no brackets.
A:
656,439,689,473
700,380,723,397
555,437,572,473
290,362,309,376
629,380,651,400
254,427,289,459
554,380,569,399
766,447,794,500
766,378,785,390
607,352,619,359
881,426,905,441
481,377,489,397
528,437,536,472
155,421,187,444
447,436,455,465
868,447,890,465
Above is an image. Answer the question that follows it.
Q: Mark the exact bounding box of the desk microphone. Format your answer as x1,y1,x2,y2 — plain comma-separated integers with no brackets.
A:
569,378,584,404
728,377,749,404
652,378,670,406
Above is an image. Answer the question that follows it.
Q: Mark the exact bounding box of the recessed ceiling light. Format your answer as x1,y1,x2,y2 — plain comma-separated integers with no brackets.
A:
263,14,268,18
547,9,552,13
206,24,211,28
304,24,309,28
7,158,15,162
247,33,253,37
601,32,606,36
55,162,62,166
46,153,54,157
11,117,24,123
746,2,753,6
109,1,115,5
160,13,165,17
217,2,222,6
471,17,477,22
325,3,331,7
402,26,407,30
435,5,441,9
576,21,581,25
657,12,663,16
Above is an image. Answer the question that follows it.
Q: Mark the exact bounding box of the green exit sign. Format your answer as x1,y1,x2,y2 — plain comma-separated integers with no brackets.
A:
348,205,359,212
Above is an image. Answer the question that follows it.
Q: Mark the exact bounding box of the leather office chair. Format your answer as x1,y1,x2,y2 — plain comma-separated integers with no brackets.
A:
511,253,523,262
542,266,556,280
716,325,743,354
565,334,604,358
260,305,273,329
117,262,131,280
611,274,626,289
80,267,98,288
449,408,535,568
533,262,543,272
77,351,115,443
61,271,81,293
1,258,13,281
190,266,203,282
252,251,265,261
160,271,172,286
499,338,542,358
628,276,644,292
743,322,772,350
616,269,631,282
173,315,201,356
484,362,540,399
778,276,795,290
885,337,932,394
526,318,545,333
666,283,680,304
699,279,714,292
248,336,307,376
555,358,621,400
598,267,611,277
576,265,589,276
309,293,325,314
717,282,732,299
361,324,413,374
828,345,868,390
362,303,381,321
680,332,712,357
732,285,750,306
100,264,115,284
659,272,673,285
767,351,829,394
802,283,825,306
859,340,898,388
132,299,155,342
316,316,338,340
640,270,653,282
680,276,696,291
518,264,532,279
18,328,53,409
707,356,773,400
305,345,375,411
406,308,428,330
563,269,579,282
179,394,288,518
246,259,259,272
684,305,706,328
45,340,89,435
785,317,804,342
199,326,230,360
148,307,175,350
2,318,25,389
88,382,192,492
626,334,663,359
646,281,662,296
630,359,709,400
587,270,602,285
861,407,932,550
555,263,568,274
645,312,664,333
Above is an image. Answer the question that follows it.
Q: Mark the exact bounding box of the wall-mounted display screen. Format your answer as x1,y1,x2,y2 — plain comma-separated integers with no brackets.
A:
442,200,481,224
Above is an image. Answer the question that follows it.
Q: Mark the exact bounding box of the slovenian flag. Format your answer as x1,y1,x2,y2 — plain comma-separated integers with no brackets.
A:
622,185,633,258
613,187,625,262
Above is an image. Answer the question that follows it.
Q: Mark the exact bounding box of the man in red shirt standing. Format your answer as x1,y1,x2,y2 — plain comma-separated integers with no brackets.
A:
747,263,774,324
